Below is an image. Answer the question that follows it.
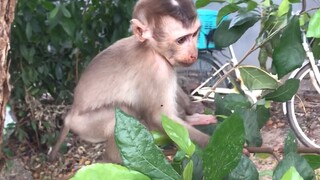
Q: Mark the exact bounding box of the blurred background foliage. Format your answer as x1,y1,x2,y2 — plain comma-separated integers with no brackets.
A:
7,0,136,146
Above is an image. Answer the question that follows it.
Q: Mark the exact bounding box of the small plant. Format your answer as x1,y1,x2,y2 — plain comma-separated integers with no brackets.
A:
71,108,320,179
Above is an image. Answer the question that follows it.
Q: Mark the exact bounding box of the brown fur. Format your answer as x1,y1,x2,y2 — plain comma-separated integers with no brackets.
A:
49,0,214,163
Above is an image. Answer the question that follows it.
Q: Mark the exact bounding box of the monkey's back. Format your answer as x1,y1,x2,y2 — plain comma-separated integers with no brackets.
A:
72,36,178,116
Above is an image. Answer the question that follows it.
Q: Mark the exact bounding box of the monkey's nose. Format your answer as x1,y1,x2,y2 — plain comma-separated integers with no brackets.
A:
190,55,197,63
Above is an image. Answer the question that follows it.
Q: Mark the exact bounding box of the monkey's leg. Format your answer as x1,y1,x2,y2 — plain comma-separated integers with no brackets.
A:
185,113,217,126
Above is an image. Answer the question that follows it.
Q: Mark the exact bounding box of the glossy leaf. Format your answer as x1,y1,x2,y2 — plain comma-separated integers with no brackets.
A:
162,115,195,156
226,155,259,180
213,16,258,48
236,108,262,147
71,163,150,180
272,16,305,78
239,66,278,90
277,0,290,17
182,160,193,180
115,109,181,180
273,152,314,180
203,113,245,180
216,4,239,25
281,166,303,180
306,9,320,38
284,130,298,156
302,155,320,170
151,131,172,147
264,79,300,102
229,11,260,28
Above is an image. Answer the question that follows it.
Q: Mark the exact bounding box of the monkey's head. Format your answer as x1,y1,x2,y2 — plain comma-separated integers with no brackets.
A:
131,0,200,67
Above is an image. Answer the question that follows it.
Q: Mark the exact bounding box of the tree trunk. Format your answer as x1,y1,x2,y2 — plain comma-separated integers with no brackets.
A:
0,0,16,150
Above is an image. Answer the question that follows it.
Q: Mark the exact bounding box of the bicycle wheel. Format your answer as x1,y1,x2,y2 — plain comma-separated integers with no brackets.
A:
286,63,320,148
177,52,229,94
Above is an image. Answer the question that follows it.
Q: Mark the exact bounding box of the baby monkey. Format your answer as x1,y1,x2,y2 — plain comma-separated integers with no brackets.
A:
50,0,216,163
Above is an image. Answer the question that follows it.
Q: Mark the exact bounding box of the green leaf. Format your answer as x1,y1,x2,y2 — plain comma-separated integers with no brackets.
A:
115,109,181,180
236,108,262,147
229,11,260,28
49,5,60,20
203,113,245,180
26,22,32,40
161,116,195,156
284,130,297,156
61,5,71,18
264,79,300,102
151,131,172,146
256,105,270,129
247,1,258,11
216,4,240,25
272,16,305,78
71,163,150,180
223,94,252,110
288,0,300,2
281,166,303,180
182,160,193,180
312,38,320,59
239,66,278,90
277,0,290,17
60,19,75,37
213,16,258,48
302,155,320,170
306,9,320,38
195,0,211,8
273,152,314,180
227,155,259,180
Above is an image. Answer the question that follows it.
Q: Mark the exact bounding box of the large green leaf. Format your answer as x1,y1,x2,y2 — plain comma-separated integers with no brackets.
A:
71,163,150,180
284,130,298,156
306,9,320,38
203,113,245,180
115,109,181,180
312,38,320,59
272,16,306,78
236,108,262,147
281,167,303,180
161,115,195,156
229,11,260,28
264,79,300,102
273,152,314,180
256,105,270,129
213,15,259,48
302,155,320,170
239,66,278,90
195,0,225,8
226,155,259,180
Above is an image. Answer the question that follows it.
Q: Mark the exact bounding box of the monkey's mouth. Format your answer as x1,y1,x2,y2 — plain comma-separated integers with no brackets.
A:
177,61,196,67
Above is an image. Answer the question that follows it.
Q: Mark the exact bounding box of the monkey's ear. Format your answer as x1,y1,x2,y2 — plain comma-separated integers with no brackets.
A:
131,19,151,42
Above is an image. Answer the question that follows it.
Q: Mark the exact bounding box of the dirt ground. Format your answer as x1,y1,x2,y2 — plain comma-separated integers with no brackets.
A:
0,102,297,180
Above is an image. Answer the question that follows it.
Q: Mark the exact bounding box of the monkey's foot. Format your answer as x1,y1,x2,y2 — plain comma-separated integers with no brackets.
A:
186,113,217,126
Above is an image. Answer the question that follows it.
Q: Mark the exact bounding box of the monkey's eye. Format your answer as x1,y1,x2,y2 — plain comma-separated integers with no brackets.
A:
176,36,188,44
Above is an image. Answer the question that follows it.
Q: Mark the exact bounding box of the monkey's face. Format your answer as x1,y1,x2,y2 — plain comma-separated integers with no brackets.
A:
152,17,201,67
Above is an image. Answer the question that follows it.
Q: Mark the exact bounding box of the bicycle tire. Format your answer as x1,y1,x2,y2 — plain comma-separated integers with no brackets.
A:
286,62,320,148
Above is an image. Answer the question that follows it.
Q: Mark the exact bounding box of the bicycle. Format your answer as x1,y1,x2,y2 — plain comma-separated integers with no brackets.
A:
186,8,320,149
178,9,257,104
284,30,320,149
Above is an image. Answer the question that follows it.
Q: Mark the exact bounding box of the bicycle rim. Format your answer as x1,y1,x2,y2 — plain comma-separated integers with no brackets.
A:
286,63,320,148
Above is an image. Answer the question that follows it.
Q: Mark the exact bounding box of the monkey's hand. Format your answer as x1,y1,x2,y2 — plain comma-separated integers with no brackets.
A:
185,113,217,126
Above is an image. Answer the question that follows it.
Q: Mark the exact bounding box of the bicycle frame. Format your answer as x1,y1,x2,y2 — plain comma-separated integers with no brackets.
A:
190,45,259,103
